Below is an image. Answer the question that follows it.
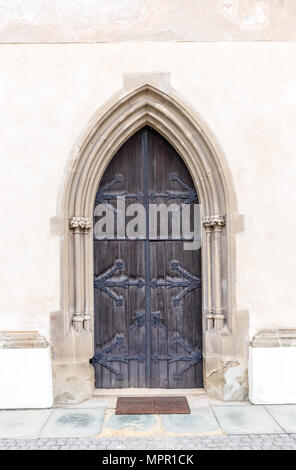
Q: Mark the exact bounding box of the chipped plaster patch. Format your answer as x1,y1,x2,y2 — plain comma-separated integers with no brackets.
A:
220,0,240,23
0,0,149,27
88,0,149,26
222,0,234,15
241,3,269,30
220,0,269,31
224,361,248,401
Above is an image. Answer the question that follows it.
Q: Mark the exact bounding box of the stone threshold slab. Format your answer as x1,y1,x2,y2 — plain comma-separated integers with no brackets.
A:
93,388,206,397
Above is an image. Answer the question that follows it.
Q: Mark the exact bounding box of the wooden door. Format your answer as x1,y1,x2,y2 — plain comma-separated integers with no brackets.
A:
93,127,203,388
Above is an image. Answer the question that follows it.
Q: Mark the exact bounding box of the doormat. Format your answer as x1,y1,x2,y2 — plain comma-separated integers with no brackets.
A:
115,396,190,415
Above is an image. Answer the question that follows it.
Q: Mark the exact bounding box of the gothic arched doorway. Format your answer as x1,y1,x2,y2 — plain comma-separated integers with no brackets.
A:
92,126,203,388
53,84,242,405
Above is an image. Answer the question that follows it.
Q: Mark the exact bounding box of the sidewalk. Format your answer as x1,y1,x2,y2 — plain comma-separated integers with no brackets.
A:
0,394,296,450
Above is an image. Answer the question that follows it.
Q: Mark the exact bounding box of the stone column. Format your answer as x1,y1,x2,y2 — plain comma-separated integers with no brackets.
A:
69,216,92,332
203,216,214,330
82,227,91,332
202,214,226,331
212,215,226,330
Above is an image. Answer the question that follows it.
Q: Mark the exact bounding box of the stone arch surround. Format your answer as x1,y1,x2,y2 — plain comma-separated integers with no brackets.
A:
51,83,248,404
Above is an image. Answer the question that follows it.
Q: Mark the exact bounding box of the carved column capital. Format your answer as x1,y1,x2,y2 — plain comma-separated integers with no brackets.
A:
202,215,226,230
69,216,92,234
202,216,213,230
212,215,226,231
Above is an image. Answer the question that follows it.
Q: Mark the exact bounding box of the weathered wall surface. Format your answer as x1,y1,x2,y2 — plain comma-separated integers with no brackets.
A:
0,42,295,344
0,0,295,43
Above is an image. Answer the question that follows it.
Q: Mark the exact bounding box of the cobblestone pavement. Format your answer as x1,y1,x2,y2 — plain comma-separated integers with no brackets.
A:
1,434,296,450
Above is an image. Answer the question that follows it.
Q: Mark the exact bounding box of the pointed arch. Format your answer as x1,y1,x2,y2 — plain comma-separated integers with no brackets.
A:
64,85,229,220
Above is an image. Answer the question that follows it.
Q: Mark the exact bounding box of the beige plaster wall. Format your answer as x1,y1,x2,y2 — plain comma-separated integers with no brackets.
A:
0,0,296,42
0,42,295,341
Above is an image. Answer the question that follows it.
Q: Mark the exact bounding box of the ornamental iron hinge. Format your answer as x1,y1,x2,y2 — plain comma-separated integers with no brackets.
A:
95,174,144,213
95,173,197,211
152,335,202,381
94,260,144,306
149,173,197,208
92,336,145,381
151,260,201,306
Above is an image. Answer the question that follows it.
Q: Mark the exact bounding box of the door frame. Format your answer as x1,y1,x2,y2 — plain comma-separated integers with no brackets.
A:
51,82,248,404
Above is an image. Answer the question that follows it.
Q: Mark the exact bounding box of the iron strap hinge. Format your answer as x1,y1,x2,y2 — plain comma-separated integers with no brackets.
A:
92,336,145,381
152,335,202,381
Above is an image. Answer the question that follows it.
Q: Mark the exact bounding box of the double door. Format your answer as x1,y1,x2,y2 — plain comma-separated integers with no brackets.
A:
93,127,203,388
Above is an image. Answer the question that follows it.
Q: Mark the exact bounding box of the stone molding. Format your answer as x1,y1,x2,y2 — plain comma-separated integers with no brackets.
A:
0,331,48,349
64,85,231,333
251,329,296,348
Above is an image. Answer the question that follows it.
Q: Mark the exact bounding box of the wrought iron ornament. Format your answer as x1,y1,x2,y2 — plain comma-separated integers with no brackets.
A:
95,259,201,307
151,260,202,306
95,172,197,209
94,260,144,306
95,174,144,214
152,335,202,381
93,334,201,381
92,336,145,381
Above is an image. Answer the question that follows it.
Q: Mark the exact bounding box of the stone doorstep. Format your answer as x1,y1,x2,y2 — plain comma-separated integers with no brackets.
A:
92,388,206,397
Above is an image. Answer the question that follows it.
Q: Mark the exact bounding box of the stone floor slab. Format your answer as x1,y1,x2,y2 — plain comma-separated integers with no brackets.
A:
266,405,296,432
161,408,220,435
105,413,158,433
58,396,116,409
212,405,283,434
40,408,105,438
0,409,52,438
187,395,251,409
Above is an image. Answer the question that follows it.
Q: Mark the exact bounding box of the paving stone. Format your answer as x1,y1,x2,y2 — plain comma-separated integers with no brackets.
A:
161,408,220,434
106,413,157,432
266,405,296,433
40,408,105,438
0,409,52,439
212,405,283,435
